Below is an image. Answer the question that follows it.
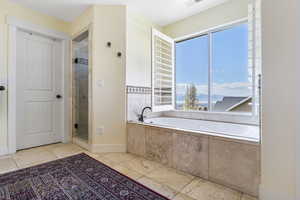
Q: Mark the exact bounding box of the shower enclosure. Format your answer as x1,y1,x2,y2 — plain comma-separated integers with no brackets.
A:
72,31,89,142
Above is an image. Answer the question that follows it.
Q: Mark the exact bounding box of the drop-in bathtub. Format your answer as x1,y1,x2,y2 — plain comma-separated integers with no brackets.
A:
127,117,260,196
139,117,260,143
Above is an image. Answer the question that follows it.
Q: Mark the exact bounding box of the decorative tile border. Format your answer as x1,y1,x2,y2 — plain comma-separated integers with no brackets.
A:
127,85,152,94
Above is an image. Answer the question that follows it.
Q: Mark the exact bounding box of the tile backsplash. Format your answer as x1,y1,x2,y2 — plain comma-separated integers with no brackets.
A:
126,85,152,121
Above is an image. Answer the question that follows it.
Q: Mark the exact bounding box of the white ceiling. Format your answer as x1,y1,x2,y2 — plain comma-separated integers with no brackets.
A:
10,0,229,26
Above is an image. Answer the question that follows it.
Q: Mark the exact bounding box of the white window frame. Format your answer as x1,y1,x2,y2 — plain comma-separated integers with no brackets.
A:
174,18,258,117
151,28,175,112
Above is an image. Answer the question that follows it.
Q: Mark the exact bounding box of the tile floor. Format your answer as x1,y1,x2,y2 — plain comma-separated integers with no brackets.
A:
0,143,258,200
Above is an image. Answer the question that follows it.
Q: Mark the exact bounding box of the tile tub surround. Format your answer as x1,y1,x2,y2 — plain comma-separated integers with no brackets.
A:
173,133,209,179
127,123,260,197
209,138,260,197
145,128,173,167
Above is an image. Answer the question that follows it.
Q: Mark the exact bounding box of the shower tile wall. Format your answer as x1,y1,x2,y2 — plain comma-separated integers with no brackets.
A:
127,86,151,121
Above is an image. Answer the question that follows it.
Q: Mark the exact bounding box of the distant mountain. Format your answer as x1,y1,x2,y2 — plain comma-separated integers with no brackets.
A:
176,94,224,103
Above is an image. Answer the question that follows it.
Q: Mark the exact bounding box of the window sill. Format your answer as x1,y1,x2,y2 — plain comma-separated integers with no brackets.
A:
161,110,259,126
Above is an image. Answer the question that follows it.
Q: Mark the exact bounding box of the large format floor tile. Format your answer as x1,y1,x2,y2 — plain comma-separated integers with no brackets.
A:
0,157,18,174
120,157,163,175
48,143,84,158
13,149,57,168
99,152,136,164
94,155,118,167
137,176,178,199
173,193,197,200
146,166,195,192
182,178,242,200
112,165,143,180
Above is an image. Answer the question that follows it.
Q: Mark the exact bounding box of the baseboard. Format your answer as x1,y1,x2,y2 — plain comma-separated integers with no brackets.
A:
91,144,126,153
259,184,295,200
73,137,90,151
0,147,8,156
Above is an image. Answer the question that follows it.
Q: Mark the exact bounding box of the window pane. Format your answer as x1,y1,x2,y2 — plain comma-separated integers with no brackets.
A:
211,23,252,113
176,35,209,111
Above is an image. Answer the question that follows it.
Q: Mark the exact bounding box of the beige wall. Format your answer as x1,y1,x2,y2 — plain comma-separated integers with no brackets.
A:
71,5,127,151
126,11,161,87
260,0,300,199
70,6,94,36
163,0,248,39
91,5,127,151
0,0,71,154
0,1,127,153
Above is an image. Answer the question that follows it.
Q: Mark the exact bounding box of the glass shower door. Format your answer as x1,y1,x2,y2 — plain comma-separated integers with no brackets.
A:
73,31,89,141
74,58,89,140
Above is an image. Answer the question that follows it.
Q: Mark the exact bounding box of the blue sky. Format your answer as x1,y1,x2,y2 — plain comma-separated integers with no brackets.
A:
175,23,251,98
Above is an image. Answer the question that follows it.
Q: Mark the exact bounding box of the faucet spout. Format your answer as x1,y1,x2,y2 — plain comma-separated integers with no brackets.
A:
138,107,152,122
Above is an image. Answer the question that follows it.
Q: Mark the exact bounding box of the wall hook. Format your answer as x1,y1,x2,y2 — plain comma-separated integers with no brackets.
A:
107,42,111,47
117,52,122,57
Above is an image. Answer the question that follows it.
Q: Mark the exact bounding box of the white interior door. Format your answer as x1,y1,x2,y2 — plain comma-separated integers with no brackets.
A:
16,30,62,150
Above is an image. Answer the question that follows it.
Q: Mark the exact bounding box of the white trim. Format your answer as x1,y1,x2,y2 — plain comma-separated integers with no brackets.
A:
7,16,69,40
0,22,8,156
151,28,175,112
7,17,71,154
8,26,17,154
250,3,257,117
62,39,71,143
73,137,90,151
208,33,212,110
91,144,126,153
173,19,257,120
174,17,248,42
0,147,8,156
297,132,300,200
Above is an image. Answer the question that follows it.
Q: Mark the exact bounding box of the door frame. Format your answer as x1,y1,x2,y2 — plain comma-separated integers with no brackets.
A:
7,16,71,154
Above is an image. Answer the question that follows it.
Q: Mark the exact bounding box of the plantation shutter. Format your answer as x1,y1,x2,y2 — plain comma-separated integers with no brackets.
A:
152,29,175,112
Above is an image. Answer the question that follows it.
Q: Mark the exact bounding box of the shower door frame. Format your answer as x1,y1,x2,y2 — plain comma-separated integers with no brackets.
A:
71,25,93,147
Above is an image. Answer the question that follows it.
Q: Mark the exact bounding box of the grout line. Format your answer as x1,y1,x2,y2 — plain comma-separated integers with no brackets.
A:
178,176,196,195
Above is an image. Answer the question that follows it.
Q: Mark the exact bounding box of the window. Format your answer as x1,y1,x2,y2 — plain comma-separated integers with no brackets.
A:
175,35,209,111
175,22,253,114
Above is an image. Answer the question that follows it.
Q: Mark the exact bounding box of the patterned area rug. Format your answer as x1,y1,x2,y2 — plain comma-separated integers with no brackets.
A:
0,153,170,200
